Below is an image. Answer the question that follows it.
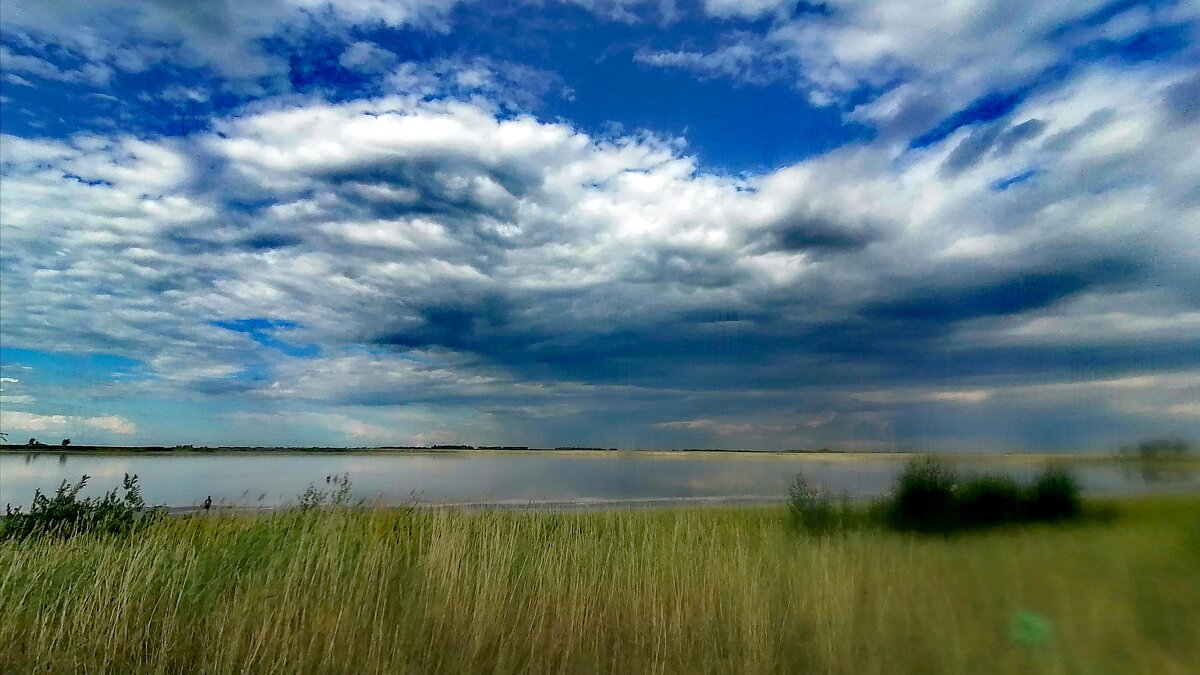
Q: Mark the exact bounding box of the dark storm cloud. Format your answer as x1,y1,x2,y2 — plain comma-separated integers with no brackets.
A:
865,260,1142,324
749,209,882,256
242,233,303,251
375,296,531,353
768,216,878,253
941,124,1006,176
995,119,1047,154
941,118,1046,176
323,158,537,219
1163,73,1200,124
625,246,747,288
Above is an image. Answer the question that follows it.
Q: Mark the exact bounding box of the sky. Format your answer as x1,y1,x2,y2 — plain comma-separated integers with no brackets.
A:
0,0,1198,451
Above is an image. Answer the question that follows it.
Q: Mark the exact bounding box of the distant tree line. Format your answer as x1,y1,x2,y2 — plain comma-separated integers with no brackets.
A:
17,438,71,447
1120,438,1193,460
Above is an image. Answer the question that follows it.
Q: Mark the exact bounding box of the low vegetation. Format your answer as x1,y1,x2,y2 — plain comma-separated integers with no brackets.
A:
1,474,160,541
785,474,861,534
788,457,1082,535
1,499,1197,673
888,459,1081,533
1,467,1195,673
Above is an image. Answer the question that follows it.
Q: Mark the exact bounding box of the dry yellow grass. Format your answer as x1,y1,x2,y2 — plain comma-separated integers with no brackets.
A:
1,498,1197,674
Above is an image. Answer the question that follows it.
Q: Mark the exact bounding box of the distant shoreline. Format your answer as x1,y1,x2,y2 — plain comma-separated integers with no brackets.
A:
0,444,1160,463
155,489,1200,514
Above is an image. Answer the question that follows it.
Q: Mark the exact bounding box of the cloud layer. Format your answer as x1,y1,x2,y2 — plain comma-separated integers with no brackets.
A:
1,1,1198,449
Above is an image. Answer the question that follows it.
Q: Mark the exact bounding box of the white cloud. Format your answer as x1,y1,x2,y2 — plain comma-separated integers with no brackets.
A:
852,389,993,405
702,0,790,20
406,429,464,446
2,73,35,88
158,85,211,103
377,56,565,110
0,45,112,84
0,411,137,435
338,41,398,73
227,410,401,442
633,0,1200,138
4,68,1196,365
86,415,139,434
0,55,1197,448
634,42,789,84
654,419,786,437
0,0,466,86
0,45,113,85
1164,403,1200,418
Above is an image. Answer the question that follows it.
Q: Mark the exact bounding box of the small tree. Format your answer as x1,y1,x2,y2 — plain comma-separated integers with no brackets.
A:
28,438,38,446
61,438,71,447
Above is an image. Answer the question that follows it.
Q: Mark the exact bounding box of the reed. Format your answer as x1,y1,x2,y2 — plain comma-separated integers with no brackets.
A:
1,498,1197,674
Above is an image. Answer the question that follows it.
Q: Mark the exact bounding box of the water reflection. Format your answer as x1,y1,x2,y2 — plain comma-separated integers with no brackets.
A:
1119,460,1200,484
1,451,1198,508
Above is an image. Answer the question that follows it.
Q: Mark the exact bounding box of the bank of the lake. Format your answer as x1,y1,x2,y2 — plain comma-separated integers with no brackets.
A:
5,449,1198,510
2,497,1198,674
0,445,1130,459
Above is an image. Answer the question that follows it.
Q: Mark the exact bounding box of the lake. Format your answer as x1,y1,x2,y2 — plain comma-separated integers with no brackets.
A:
2,451,1198,509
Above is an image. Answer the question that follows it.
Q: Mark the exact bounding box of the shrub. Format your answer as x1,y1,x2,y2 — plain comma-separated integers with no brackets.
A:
956,475,1025,528
1026,465,1081,521
882,459,1083,534
887,458,959,533
1,474,162,541
787,474,843,534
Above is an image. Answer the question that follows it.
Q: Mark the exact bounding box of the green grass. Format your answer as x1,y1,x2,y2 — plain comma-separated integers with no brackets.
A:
2,498,1198,674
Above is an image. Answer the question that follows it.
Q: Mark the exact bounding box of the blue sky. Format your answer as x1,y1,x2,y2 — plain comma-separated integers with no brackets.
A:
1,0,1198,450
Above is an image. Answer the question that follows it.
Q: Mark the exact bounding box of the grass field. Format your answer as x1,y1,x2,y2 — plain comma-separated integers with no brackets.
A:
2,498,1198,674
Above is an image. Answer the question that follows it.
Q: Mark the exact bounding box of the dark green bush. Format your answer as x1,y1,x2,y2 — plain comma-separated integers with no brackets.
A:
1,474,162,541
886,458,960,533
790,460,1082,538
1026,465,1081,521
884,459,1084,533
956,475,1026,528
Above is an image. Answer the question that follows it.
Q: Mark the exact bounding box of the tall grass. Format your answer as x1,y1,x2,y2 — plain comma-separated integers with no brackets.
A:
1,499,1198,674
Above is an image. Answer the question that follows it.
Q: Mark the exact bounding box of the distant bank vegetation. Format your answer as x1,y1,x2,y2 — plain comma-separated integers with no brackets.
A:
1120,437,1193,460
3,436,1195,457
788,458,1083,536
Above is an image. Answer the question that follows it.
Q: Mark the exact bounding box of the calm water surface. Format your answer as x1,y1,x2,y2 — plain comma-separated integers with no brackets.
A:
2,451,1197,509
